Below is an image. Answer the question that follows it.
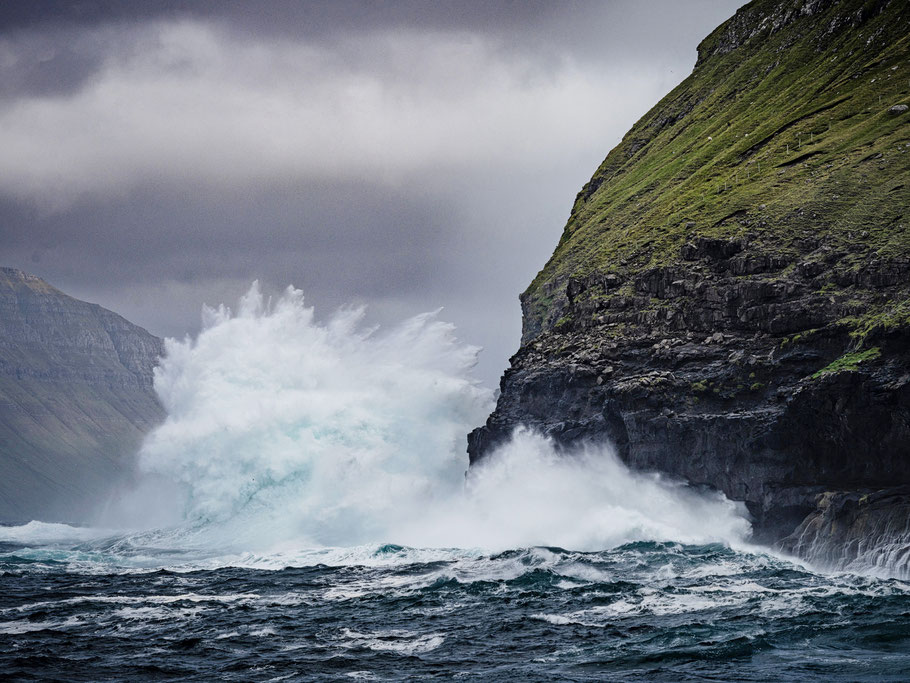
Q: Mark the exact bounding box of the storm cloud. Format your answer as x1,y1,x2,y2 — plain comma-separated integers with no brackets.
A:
0,1,742,384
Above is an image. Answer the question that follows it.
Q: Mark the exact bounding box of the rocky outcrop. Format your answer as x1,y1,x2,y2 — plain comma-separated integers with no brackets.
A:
470,0,910,572
469,272,910,542
780,488,910,576
0,268,165,523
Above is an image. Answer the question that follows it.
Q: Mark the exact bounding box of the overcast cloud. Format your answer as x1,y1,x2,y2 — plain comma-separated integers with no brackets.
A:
0,0,742,385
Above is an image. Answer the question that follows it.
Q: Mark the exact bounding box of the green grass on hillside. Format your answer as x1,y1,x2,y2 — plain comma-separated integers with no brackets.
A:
523,0,910,338
811,346,882,378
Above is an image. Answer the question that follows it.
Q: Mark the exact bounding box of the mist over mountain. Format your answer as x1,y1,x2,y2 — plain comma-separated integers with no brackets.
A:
0,267,163,523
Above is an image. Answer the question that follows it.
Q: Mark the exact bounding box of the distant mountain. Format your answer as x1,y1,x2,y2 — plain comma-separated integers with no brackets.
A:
470,0,910,573
0,267,165,523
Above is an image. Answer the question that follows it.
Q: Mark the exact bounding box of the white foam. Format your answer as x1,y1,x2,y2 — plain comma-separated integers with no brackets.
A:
111,605,208,621
532,613,574,625
0,616,82,634
16,284,751,563
338,628,444,655
0,521,114,544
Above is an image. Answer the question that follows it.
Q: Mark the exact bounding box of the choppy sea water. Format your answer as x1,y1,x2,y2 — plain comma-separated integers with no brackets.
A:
2,537,910,682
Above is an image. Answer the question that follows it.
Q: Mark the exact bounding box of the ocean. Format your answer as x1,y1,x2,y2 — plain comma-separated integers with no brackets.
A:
2,284,908,681
2,533,910,681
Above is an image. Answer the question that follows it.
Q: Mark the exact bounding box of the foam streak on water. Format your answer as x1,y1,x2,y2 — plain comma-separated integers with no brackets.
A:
2,540,910,681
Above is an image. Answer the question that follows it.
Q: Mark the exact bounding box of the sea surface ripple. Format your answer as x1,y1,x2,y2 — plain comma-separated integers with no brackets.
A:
2,539,909,681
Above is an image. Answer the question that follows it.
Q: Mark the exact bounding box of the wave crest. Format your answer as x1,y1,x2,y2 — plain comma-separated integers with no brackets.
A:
96,283,751,555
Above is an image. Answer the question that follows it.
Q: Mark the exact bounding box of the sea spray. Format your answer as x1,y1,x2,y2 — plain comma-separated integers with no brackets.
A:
105,283,750,553
135,282,493,548
455,428,750,550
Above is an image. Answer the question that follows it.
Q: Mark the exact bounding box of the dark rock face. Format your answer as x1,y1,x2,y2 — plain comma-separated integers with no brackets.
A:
470,0,910,571
469,255,910,543
0,268,165,523
779,488,910,576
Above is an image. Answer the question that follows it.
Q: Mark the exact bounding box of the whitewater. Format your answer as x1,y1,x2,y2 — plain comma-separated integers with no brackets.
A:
2,284,909,681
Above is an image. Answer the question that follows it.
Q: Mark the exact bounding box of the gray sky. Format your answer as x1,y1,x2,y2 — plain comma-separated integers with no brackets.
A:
0,0,742,386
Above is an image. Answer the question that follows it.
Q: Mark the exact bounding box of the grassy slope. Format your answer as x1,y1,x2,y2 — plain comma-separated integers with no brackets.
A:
523,0,910,337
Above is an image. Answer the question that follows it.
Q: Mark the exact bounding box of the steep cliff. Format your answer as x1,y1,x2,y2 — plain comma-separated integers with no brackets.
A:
0,268,165,523
470,0,910,567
